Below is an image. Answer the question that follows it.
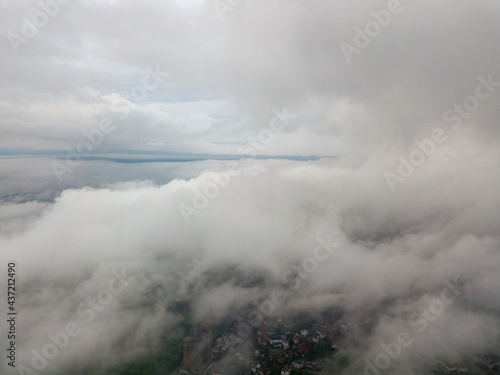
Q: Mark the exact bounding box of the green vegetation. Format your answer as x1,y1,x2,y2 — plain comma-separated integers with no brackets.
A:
81,333,183,375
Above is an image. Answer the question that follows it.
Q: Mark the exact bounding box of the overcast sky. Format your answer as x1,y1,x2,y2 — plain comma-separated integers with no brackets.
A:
1,1,500,374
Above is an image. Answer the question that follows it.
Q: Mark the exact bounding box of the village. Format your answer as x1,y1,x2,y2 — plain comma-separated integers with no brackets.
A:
173,309,500,375
176,312,349,375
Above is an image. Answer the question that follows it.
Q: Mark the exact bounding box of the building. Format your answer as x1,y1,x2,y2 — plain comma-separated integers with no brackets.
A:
194,326,213,363
299,343,308,354
313,323,327,338
183,337,204,374
183,327,213,374
269,337,283,347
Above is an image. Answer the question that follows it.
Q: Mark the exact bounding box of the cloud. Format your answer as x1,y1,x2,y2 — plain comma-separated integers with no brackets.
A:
1,0,500,373
1,151,500,373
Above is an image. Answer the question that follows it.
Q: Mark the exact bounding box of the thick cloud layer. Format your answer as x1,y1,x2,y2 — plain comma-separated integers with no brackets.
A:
1,153,499,374
0,0,499,374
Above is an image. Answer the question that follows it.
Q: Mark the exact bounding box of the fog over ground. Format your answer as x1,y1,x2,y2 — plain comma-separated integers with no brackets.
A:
0,0,499,374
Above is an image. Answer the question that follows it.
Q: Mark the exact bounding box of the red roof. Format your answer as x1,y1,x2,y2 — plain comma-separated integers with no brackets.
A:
299,343,308,353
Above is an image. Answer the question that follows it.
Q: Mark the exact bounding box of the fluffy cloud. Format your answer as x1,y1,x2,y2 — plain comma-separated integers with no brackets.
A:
1,0,499,374
1,151,499,373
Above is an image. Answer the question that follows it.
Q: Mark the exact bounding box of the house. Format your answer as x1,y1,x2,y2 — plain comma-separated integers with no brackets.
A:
281,336,289,349
292,360,304,369
299,343,308,354
312,323,328,339
269,337,283,347
258,339,267,346
300,330,308,336
281,366,290,375
251,362,261,373
305,360,322,372
293,336,300,345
